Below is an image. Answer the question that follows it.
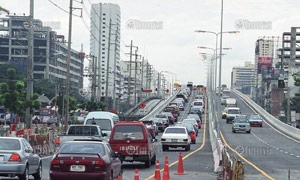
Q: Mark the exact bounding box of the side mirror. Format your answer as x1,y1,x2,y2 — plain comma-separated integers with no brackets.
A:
102,133,107,137
152,139,157,143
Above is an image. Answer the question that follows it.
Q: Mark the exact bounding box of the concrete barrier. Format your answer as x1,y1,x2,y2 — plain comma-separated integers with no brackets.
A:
232,89,300,141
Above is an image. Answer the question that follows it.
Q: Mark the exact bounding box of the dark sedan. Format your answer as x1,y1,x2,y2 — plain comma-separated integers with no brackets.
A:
0,137,42,180
50,140,122,180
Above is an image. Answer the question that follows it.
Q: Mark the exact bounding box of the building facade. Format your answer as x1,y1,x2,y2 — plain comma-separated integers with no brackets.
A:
90,3,121,110
0,15,84,90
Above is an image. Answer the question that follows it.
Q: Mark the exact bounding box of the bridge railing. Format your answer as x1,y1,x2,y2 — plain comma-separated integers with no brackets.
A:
232,89,300,141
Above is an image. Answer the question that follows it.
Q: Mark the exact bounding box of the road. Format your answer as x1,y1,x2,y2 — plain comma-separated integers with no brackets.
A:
219,92,300,180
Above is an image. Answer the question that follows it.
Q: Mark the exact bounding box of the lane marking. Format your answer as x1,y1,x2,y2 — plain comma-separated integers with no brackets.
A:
220,131,275,180
145,93,208,180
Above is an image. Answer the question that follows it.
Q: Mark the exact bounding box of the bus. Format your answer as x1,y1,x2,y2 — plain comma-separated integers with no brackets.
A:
39,107,59,125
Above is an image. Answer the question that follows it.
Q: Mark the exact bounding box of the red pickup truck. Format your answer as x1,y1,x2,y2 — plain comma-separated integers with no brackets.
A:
109,121,156,168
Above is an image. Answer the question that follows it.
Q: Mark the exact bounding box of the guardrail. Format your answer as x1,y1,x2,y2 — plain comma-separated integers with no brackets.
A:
140,89,181,121
232,89,300,141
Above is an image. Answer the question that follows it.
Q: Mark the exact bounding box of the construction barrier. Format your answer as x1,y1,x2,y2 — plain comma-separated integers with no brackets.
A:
163,156,170,180
222,147,244,180
174,151,186,175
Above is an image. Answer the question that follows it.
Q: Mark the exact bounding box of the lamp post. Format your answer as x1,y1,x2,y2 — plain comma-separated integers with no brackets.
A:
195,30,239,91
198,46,231,91
160,71,175,95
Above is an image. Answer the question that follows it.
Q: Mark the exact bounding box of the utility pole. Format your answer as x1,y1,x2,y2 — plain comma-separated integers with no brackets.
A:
26,0,34,129
91,55,97,101
126,41,133,111
65,0,73,127
141,57,144,100
105,19,112,111
134,48,139,106
112,24,119,110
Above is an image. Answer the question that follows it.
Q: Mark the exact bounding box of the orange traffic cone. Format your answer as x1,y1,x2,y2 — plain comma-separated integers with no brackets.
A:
134,169,139,180
118,175,122,180
154,159,161,180
175,151,186,175
162,156,170,180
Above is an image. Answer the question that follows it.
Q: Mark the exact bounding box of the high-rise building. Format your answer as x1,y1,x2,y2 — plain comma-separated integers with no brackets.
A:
231,61,255,96
0,15,84,90
90,3,121,110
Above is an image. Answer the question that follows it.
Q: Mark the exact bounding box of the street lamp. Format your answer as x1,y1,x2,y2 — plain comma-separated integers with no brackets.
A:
198,46,231,90
160,71,175,95
195,30,239,91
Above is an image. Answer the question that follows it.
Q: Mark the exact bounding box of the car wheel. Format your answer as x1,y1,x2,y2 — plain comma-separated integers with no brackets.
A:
18,164,29,180
151,154,156,165
144,160,151,168
260,125,263,127
226,120,229,123
33,162,42,180
185,144,190,151
232,129,235,133
247,130,251,134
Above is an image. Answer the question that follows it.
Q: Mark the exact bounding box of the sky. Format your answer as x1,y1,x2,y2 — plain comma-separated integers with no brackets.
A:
1,0,300,88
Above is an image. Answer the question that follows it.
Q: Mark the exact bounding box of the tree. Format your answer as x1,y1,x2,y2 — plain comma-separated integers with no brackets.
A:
0,68,41,122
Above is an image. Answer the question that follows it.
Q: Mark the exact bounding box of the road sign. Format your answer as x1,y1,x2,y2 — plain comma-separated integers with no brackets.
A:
140,102,146,109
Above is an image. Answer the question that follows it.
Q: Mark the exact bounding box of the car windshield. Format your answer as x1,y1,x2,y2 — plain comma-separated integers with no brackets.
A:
250,115,261,119
183,120,196,124
236,119,248,123
165,128,186,134
112,125,144,140
85,119,112,130
228,109,239,114
187,115,200,120
155,114,167,118
0,139,21,150
60,143,105,155
193,102,203,106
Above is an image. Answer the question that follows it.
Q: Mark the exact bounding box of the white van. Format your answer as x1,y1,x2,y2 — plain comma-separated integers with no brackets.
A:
84,111,119,137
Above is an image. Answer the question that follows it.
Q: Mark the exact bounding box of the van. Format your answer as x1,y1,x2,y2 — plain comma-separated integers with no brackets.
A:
109,121,156,168
84,111,119,137
225,98,237,106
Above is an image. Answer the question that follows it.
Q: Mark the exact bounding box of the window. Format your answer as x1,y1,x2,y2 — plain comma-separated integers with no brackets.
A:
112,125,144,140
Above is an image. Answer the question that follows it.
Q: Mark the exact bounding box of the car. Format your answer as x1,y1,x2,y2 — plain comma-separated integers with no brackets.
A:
109,121,156,168
189,106,203,118
49,140,122,180
186,114,202,129
232,115,251,133
161,112,175,124
247,114,263,127
175,123,196,144
221,95,230,105
226,107,241,123
182,118,199,136
152,118,165,132
140,119,158,138
161,126,191,151
190,100,204,113
0,137,42,180
163,106,178,121
154,114,170,127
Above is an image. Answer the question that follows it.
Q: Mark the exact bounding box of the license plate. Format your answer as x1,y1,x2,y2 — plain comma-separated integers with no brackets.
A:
125,156,133,160
171,139,177,142
70,165,85,172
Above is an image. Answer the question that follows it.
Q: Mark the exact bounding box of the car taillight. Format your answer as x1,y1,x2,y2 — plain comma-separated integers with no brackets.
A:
55,138,60,145
51,159,60,165
161,138,166,141
183,139,188,142
9,153,21,162
94,160,106,166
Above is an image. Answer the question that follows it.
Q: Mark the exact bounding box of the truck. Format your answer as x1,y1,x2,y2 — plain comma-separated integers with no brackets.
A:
57,124,105,147
226,107,241,123
225,98,237,107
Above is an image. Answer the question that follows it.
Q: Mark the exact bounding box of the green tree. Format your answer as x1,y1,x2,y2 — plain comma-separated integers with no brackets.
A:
0,68,41,122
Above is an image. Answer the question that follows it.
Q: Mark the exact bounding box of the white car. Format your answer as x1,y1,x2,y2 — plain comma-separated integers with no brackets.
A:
161,127,191,151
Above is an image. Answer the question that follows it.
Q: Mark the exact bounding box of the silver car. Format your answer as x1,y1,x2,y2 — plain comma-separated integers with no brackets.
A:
0,137,42,180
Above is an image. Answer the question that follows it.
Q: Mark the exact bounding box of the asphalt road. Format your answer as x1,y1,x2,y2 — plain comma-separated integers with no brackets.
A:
219,92,300,180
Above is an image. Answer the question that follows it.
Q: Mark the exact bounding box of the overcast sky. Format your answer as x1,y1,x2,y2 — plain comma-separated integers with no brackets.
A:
1,0,300,88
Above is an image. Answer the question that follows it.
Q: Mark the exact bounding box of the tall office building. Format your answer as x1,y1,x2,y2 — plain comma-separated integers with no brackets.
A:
232,61,255,96
90,3,121,110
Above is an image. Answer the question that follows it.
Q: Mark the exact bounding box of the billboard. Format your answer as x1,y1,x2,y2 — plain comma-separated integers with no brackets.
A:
258,56,272,74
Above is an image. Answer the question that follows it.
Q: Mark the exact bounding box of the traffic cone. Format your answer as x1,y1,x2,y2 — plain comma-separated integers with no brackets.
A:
175,151,187,175
162,156,170,180
154,159,161,180
118,174,122,180
134,169,139,180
